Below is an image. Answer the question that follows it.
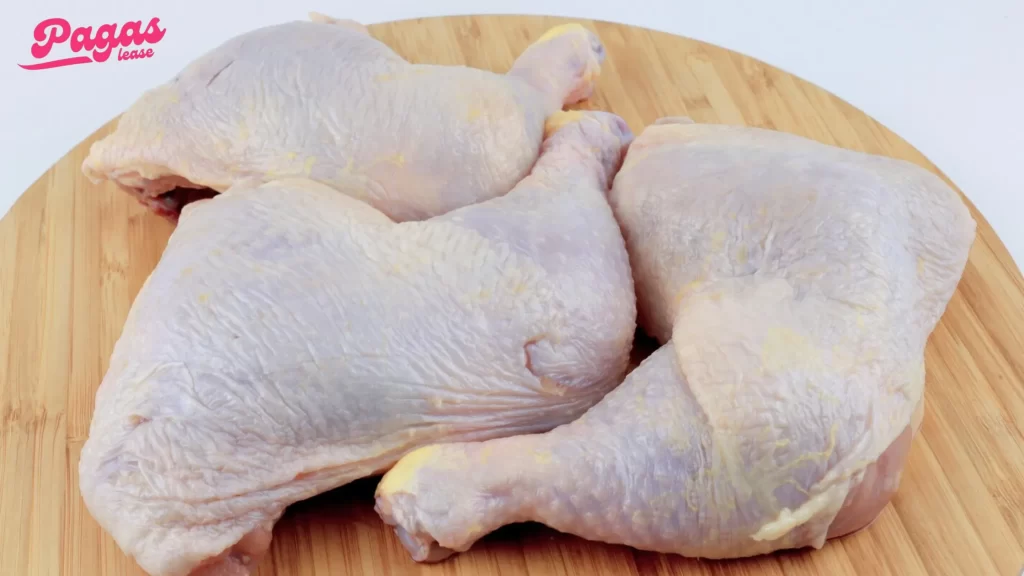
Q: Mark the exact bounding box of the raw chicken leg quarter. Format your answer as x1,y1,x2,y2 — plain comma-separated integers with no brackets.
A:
82,13,607,222
78,111,637,576
375,118,976,561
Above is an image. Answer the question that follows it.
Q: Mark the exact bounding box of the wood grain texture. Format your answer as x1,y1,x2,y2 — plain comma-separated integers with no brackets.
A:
1,14,1022,576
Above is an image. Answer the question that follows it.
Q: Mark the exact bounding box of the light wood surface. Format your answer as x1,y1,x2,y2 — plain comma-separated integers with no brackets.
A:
2,14,1022,576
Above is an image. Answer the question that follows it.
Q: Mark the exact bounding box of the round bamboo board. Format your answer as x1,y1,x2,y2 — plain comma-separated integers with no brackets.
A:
1,14,1022,576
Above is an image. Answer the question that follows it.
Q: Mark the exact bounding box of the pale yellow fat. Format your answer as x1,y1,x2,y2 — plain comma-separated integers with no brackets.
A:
543,110,587,138
377,445,440,495
751,481,848,542
535,23,585,44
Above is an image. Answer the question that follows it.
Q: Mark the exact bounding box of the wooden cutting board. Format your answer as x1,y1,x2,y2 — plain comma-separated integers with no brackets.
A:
2,14,1022,576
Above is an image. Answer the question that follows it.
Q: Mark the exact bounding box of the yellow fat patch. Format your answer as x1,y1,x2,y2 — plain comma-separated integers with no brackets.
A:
783,421,839,471
377,445,440,495
673,278,705,308
751,481,847,542
535,23,585,44
543,110,587,138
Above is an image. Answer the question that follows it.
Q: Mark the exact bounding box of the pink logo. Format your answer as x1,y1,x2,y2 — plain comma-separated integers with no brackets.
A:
19,17,166,70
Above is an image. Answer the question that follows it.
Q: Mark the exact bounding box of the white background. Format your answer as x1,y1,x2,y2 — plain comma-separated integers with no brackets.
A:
4,0,1022,269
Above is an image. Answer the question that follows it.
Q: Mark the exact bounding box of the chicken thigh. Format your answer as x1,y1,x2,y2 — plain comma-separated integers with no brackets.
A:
81,14,607,221
374,118,976,562
78,111,636,576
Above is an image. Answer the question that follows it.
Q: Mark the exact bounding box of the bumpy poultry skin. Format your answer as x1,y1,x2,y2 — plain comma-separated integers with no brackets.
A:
78,111,636,576
81,13,606,221
374,118,976,562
